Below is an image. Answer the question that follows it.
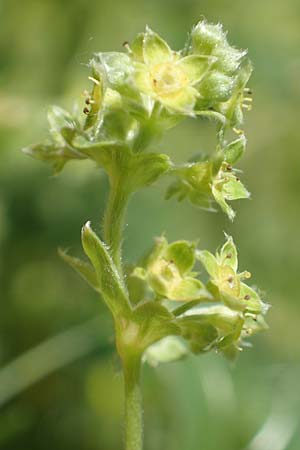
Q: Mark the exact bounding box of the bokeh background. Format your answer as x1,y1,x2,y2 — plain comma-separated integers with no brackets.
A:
1,0,300,449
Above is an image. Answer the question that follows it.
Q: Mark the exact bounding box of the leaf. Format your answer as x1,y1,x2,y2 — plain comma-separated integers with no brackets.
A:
58,248,99,292
23,142,86,175
81,222,131,316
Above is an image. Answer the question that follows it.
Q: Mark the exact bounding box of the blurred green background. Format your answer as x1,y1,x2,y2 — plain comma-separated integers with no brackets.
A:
1,0,300,449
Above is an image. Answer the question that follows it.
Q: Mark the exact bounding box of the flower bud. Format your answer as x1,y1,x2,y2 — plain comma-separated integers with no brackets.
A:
199,70,234,103
191,20,226,55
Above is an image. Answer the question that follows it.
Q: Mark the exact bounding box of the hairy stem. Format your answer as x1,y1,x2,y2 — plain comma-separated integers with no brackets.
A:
103,176,130,275
123,355,143,450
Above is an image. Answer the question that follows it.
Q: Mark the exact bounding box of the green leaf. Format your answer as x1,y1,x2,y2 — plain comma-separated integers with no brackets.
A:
81,222,131,316
58,248,99,292
23,142,86,175
223,135,246,164
144,336,188,367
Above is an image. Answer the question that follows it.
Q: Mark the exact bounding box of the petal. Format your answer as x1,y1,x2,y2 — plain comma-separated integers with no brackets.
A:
176,55,216,85
161,86,198,113
143,26,172,65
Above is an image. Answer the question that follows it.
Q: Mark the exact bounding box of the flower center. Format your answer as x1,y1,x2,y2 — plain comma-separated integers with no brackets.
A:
151,63,188,97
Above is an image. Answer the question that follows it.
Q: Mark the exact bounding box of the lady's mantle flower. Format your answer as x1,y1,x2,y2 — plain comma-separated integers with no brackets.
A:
133,236,209,301
197,235,267,316
129,27,216,114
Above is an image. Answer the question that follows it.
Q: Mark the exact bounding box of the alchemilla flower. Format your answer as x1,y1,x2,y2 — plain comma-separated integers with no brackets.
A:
129,26,216,114
132,237,209,301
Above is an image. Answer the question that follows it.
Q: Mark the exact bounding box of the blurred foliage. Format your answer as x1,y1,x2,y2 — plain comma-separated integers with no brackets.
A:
0,0,300,449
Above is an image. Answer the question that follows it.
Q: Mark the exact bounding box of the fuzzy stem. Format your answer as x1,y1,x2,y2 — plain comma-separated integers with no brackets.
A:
103,175,130,275
123,355,143,450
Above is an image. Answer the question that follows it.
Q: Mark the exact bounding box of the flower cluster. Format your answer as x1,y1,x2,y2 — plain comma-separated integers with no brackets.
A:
25,19,268,368
128,235,268,364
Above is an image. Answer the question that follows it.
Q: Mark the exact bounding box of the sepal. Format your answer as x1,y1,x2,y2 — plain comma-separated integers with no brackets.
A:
144,336,188,366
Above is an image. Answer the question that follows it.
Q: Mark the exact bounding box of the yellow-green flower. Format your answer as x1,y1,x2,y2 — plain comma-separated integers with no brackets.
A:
133,237,209,301
198,235,266,315
129,27,215,114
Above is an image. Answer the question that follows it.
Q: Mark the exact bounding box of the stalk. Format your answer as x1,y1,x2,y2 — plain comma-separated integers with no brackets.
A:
123,355,143,450
103,175,130,275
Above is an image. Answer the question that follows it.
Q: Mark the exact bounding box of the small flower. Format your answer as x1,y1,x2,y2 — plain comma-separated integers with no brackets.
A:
197,235,267,315
133,237,209,301
129,27,215,114
166,135,249,220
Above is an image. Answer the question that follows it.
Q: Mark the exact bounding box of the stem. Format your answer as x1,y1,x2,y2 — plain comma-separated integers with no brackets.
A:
123,355,143,450
103,175,130,274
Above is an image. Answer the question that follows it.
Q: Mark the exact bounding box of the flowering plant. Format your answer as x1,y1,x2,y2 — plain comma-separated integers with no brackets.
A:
25,19,269,450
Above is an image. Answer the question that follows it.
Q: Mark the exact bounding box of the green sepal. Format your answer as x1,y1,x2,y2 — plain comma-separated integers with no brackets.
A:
217,235,238,271
144,336,188,367
177,315,218,354
73,139,171,191
47,106,78,145
164,241,196,275
23,106,86,174
223,135,246,164
179,303,244,351
81,222,131,316
197,250,219,278
92,52,133,88
132,301,180,348
58,248,99,292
